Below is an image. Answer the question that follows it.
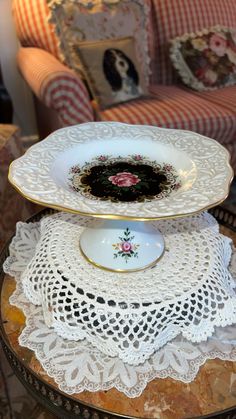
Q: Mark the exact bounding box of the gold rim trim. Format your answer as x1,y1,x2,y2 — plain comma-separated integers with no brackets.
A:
79,241,165,273
8,160,234,222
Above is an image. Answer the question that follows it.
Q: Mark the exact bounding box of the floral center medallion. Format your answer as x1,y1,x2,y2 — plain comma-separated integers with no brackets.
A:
68,155,181,202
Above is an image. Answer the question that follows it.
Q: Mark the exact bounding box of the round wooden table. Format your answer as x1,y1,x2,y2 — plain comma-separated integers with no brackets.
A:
0,207,236,419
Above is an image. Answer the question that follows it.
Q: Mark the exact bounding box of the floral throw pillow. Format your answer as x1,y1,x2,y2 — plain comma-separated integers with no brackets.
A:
170,26,236,90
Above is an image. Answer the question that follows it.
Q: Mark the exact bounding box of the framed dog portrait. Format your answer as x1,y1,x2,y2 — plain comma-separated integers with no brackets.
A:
74,37,147,109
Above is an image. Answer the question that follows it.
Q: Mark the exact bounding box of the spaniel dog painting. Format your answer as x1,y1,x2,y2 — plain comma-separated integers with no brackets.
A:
103,48,143,102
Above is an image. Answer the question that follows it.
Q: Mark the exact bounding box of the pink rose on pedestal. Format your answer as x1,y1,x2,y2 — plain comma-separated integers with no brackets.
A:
108,172,141,187
120,242,132,252
113,227,139,262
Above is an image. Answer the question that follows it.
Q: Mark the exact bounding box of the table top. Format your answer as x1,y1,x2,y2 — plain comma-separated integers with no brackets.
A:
0,207,236,419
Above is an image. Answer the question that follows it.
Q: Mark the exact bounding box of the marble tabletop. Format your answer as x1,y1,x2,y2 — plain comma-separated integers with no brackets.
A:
0,220,236,419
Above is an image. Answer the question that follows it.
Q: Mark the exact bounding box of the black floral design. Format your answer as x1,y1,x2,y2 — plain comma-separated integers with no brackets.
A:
68,155,181,203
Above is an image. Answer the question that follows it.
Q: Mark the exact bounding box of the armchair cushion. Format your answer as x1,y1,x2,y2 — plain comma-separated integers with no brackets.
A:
102,84,236,170
101,84,236,145
195,84,236,112
17,47,94,126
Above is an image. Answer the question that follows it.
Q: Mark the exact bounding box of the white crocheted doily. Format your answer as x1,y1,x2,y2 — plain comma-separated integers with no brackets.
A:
3,219,236,397
3,212,236,367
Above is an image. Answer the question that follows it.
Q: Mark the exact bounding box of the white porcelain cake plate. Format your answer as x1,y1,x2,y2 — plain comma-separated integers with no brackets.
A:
9,122,233,272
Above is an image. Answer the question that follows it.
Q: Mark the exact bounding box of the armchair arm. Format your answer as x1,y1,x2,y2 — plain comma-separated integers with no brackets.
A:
17,47,94,126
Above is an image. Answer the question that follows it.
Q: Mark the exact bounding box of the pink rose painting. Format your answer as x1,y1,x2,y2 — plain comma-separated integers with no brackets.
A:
108,172,141,187
120,242,132,252
113,227,139,262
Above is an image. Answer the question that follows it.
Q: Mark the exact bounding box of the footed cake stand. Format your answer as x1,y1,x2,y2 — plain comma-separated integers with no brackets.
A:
8,122,233,272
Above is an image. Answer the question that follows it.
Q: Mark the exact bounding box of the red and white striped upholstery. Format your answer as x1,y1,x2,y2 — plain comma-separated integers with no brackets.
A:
17,47,94,126
195,86,236,115
149,0,236,85
101,85,236,145
102,85,236,170
13,0,60,59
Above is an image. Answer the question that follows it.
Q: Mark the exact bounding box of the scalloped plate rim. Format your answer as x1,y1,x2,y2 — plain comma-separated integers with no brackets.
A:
8,122,233,220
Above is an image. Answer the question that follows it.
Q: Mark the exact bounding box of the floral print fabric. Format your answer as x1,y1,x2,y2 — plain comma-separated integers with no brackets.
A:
170,26,236,91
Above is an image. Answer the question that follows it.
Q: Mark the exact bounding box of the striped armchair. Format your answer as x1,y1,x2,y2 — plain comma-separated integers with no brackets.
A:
13,0,236,170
